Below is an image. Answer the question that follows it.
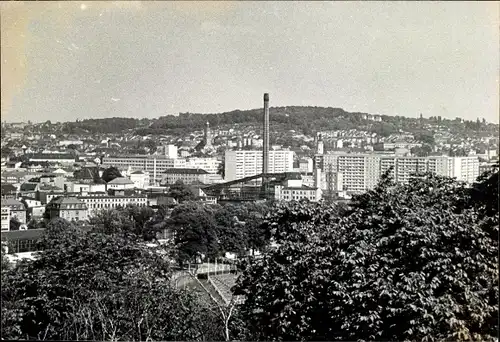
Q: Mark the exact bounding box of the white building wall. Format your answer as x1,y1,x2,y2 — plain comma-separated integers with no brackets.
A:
224,150,295,181
165,145,178,159
186,157,221,174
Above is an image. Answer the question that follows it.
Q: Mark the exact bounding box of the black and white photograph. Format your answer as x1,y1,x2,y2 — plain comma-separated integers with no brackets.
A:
1,1,498,341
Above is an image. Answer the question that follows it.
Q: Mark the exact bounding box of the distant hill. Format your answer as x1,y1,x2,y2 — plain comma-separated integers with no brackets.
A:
56,107,497,137
144,106,498,138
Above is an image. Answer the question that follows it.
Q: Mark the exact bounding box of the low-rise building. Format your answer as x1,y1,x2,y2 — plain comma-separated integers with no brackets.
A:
77,192,148,217
0,199,27,224
29,153,76,164
107,177,135,190
129,170,150,189
160,168,211,185
274,171,322,202
46,196,89,222
1,228,45,254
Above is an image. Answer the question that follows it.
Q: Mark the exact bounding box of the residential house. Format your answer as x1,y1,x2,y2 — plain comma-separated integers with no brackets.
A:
129,170,150,189
107,177,135,190
46,196,89,222
0,198,27,224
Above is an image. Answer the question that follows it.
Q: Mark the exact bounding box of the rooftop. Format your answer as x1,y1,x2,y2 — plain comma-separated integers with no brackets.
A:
163,168,209,175
20,183,39,192
48,196,86,205
107,177,134,184
30,153,76,160
1,228,45,241
1,198,24,208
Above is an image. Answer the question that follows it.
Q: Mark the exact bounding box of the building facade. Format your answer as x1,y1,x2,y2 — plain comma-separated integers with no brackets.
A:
102,155,187,185
318,153,480,194
0,199,27,224
224,150,295,181
46,197,89,222
185,157,221,174
160,168,210,185
77,193,148,217
107,177,135,190
129,171,150,189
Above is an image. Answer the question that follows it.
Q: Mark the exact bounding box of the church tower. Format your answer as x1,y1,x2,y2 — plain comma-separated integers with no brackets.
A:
317,133,324,155
204,121,212,148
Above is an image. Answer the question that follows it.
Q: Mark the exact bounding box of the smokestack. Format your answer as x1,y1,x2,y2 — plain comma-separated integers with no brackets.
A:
263,93,269,175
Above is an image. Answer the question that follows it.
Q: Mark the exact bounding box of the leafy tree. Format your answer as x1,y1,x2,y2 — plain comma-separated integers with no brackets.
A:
144,139,157,153
1,244,10,270
410,144,433,157
167,180,197,203
234,171,498,341
168,202,219,265
239,202,272,255
101,166,122,183
9,217,21,231
415,132,435,145
214,204,249,256
89,209,135,235
1,225,218,341
468,161,499,219
27,218,45,230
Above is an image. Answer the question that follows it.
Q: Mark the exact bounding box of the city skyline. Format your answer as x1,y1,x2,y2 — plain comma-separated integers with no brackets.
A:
1,1,499,123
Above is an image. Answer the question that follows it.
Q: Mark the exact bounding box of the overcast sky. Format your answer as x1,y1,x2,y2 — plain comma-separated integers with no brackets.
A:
1,1,498,123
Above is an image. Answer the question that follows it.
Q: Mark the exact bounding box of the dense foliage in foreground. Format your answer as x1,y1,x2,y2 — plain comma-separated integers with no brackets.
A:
1,221,223,341
234,167,499,341
1,165,498,341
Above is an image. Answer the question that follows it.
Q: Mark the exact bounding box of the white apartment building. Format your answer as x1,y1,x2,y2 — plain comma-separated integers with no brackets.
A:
447,157,480,184
323,153,379,193
224,150,295,181
321,153,479,194
77,193,148,217
102,155,187,185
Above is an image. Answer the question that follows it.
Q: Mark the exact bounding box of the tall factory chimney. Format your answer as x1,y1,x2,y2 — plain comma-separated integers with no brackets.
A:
263,93,269,176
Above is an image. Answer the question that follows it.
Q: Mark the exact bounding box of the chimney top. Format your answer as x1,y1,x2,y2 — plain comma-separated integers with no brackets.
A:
264,93,269,101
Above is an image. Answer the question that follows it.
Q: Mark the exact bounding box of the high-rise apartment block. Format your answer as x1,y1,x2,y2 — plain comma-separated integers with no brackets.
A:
224,150,295,181
317,153,479,194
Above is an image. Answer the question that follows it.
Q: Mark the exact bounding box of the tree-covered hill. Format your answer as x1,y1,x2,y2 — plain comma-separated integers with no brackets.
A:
52,107,498,137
